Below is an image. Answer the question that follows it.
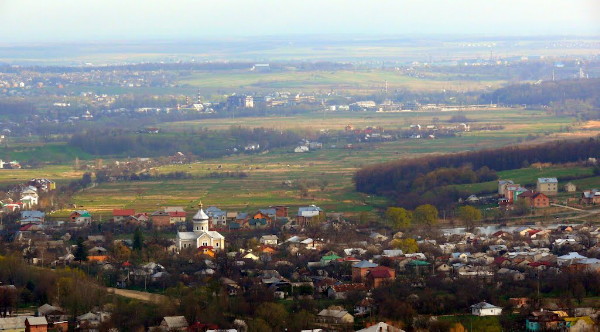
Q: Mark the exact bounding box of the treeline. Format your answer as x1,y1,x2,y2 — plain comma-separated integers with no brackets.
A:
69,127,301,158
111,95,179,109
355,137,600,207
411,166,497,193
480,78,600,108
96,171,195,183
1,61,353,74
205,171,248,179
0,99,36,119
0,62,255,74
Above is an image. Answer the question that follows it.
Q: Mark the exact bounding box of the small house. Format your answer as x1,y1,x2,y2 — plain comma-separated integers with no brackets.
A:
151,211,171,227
113,209,135,222
70,210,92,225
317,307,354,325
159,316,188,331
260,235,279,246
470,302,502,316
564,182,576,192
25,316,48,332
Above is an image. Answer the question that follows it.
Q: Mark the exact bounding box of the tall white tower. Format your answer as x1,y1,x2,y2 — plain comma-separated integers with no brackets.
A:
193,202,209,233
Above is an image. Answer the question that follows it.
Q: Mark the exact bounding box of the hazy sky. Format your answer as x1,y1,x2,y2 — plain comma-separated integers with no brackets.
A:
1,0,598,43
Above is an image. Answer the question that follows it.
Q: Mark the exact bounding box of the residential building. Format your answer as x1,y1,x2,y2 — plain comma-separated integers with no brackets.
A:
537,178,558,195
25,316,47,332
581,190,600,205
317,307,354,325
506,185,528,203
260,235,279,246
0,316,28,331
356,322,405,332
113,209,135,222
159,316,188,331
352,260,378,282
470,302,502,316
164,207,186,224
271,205,289,218
70,210,92,225
20,210,45,224
365,266,396,288
498,180,514,197
297,205,324,225
206,206,227,227
519,191,550,208
526,310,565,331
564,182,577,192
151,211,171,227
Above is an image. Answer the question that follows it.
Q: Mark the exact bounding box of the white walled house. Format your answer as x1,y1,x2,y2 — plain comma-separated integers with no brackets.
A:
470,302,502,316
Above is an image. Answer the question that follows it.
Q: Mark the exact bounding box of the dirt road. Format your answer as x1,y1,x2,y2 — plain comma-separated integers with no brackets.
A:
107,287,171,304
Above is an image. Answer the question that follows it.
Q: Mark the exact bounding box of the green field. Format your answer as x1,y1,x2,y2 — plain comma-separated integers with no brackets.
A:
0,164,83,187
0,142,93,164
2,38,598,66
450,166,596,194
62,108,588,216
161,108,572,132
177,69,506,94
0,108,594,217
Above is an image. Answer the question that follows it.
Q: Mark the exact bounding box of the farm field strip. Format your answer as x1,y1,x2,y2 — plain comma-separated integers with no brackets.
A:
0,109,595,217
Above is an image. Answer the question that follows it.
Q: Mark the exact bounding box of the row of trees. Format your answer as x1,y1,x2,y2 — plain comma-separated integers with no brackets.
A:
69,126,301,158
480,78,600,107
385,204,439,229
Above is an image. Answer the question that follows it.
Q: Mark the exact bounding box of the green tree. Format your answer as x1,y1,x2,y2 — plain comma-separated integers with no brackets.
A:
133,228,144,251
390,238,419,253
289,310,315,331
248,318,272,332
255,302,287,331
412,204,438,226
457,205,482,230
74,237,88,262
319,179,329,192
359,211,373,225
385,207,412,229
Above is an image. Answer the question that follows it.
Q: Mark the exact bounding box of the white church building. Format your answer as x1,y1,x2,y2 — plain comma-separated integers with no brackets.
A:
176,203,225,251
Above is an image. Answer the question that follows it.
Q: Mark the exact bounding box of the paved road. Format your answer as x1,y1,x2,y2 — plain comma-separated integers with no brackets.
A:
107,287,171,304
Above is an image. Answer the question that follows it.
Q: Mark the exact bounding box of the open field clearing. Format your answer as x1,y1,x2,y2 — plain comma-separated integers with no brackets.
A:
2,38,598,65
177,69,505,93
0,164,83,187
67,109,591,216
0,142,93,164
160,109,570,132
449,166,595,194
0,108,596,217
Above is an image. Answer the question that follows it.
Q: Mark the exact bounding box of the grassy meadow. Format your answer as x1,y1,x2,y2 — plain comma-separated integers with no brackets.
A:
177,69,506,94
160,108,570,132
64,108,591,217
0,164,83,187
449,166,596,194
0,107,596,218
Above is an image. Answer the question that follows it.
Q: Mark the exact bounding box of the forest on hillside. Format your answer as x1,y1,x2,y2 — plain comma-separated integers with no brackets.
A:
480,79,600,119
355,137,600,208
